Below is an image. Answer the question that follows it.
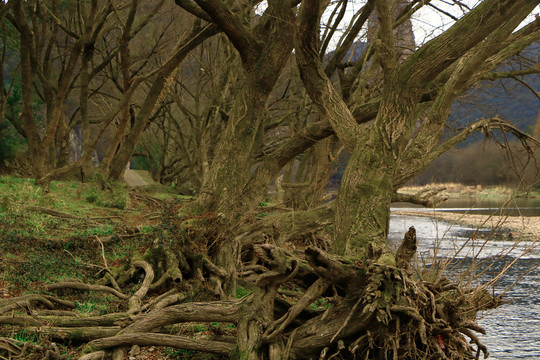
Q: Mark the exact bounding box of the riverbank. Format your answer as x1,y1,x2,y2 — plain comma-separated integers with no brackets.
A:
392,209,540,240
394,183,540,240
400,183,539,200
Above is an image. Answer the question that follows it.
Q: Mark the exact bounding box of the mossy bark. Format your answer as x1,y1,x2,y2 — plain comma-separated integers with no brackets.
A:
333,136,394,257
196,3,295,221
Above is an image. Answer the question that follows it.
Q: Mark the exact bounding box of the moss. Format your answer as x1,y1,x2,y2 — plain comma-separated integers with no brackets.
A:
80,344,97,355
377,252,396,267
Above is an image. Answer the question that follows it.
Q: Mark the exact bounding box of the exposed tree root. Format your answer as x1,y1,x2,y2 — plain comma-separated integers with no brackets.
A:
0,336,64,360
23,205,82,220
45,281,128,300
0,223,502,360
85,333,234,355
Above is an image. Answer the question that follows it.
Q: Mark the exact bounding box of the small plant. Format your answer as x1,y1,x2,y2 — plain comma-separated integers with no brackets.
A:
163,348,196,359
74,225,114,238
139,224,154,234
0,195,10,211
100,184,129,209
309,298,329,310
12,329,40,345
91,172,111,191
75,301,107,314
83,187,100,203
188,323,208,333
82,183,129,209
37,192,57,207
234,286,252,299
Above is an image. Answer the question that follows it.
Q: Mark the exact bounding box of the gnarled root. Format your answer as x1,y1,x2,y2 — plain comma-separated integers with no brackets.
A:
0,226,501,360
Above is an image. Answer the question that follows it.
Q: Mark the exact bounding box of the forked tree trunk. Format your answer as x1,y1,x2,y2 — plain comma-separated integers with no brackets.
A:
178,2,296,291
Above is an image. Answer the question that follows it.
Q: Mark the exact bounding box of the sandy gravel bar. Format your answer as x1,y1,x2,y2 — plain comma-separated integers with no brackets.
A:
392,209,540,241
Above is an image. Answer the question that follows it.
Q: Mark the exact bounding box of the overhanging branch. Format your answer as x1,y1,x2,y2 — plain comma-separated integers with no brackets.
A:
193,0,261,65
396,116,540,185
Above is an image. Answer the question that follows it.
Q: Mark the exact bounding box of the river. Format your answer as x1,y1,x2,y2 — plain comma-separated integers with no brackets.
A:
389,211,540,359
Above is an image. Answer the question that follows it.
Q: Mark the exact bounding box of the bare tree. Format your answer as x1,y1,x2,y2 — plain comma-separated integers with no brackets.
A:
9,0,118,184
2,1,540,360
295,0,540,256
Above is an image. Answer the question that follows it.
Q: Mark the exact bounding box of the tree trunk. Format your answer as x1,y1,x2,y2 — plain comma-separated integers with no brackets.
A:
197,78,268,216
333,132,394,259
14,0,43,179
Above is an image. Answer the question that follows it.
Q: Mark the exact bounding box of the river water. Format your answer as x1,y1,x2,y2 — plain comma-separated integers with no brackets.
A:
389,212,540,359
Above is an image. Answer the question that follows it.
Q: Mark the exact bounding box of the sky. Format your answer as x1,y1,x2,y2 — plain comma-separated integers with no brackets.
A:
319,0,540,49
411,1,540,44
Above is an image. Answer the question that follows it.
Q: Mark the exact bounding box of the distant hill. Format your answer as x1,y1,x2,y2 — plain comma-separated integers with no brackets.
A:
448,41,540,140
338,41,539,139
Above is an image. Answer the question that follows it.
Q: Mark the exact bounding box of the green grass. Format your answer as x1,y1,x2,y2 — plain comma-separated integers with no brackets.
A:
73,225,115,238
11,329,40,345
0,175,166,293
74,300,109,315
0,174,184,358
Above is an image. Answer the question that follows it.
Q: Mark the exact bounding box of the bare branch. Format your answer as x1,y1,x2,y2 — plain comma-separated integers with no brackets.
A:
174,0,212,22
401,0,540,89
512,76,540,101
295,0,363,151
193,0,261,65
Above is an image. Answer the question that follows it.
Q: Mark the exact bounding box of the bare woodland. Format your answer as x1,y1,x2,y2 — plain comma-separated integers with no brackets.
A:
1,0,540,359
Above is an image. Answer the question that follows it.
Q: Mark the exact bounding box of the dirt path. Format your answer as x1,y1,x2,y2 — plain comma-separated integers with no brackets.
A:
123,169,148,187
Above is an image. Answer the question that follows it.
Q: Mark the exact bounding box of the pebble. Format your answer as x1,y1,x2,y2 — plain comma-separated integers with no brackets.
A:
129,345,140,356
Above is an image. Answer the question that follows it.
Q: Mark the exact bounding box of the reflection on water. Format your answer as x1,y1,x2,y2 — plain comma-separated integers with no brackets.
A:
389,213,540,359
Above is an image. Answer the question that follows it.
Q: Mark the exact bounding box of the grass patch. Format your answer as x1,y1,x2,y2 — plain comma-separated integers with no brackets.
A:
11,329,40,345
81,181,130,210
75,300,109,315
234,286,252,299
0,175,166,293
73,225,115,238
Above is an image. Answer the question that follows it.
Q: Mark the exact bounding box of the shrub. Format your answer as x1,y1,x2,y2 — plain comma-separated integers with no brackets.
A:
82,183,129,209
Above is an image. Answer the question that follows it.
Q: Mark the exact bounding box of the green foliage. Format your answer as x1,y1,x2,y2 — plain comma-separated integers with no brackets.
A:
0,73,45,166
0,175,159,296
11,329,40,345
75,300,108,315
131,155,151,171
73,225,114,238
208,321,236,338
309,298,330,310
0,117,27,165
104,186,129,209
0,195,10,211
163,348,196,359
0,176,41,203
81,177,130,209
234,286,252,299
4,252,77,287
83,187,100,203
90,172,110,190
